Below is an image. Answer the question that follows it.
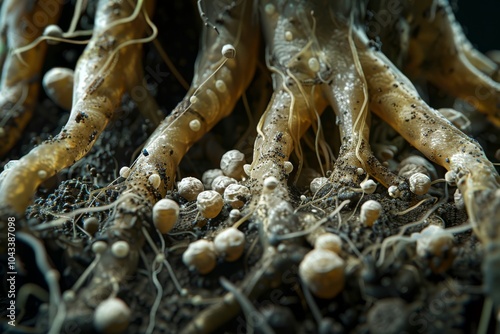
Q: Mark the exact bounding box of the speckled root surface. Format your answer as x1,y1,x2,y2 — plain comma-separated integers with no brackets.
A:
0,0,499,333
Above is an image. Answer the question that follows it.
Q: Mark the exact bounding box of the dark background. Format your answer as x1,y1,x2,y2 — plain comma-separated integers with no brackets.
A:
455,0,500,52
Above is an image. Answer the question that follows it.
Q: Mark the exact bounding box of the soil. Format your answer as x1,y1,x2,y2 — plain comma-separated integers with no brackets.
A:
1,1,499,334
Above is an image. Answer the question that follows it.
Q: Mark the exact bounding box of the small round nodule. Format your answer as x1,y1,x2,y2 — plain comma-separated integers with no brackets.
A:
310,177,328,194
409,173,431,195
197,190,224,219
263,176,279,190
415,225,454,258
84,217,99,235
119,166,130,178
153,198,180,234
202,169,224,190
42,67,74,110
360,179,377,194
92,241,108,254
38,169,48,179
360,200,382,227
299,249,345,299
93,297,131,334
211,175,237,195
220,149,246,179
308,57,320,72
43,24,63,44
148,173,161,189
189,119,201,132
222,44,236,58
315,233,342,254
224,184,250,209
214,227,245,262
229,208,241,220
388,185,400,198
111,241,130,258
182,239,217,274
178,177,204,201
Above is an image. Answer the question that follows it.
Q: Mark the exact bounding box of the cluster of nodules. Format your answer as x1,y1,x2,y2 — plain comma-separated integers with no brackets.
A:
130,149,251,274
299,233,345,299
156,149,251,228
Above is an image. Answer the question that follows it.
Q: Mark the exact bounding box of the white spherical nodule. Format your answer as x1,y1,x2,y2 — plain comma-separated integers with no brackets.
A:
229,208,241,220
189,95,199,105
43,24,63,38
263,176,279,190
220,149,246,179
310,177,328,194
119,166,130,178
148,173,161,189
398,155,438,181
308,57,320,72
388,185,400,198
224,184,251,209
153,198,180,234
202,169,224,190
284,161,294,174
360,200,382,227
299,249,345,299
314,233,342,254
43,25,64,45
211,175,237,195
214,227,246,262
189,119,201,132
182,239,217,274
177,177,204,201
111,241,130,259
93,297,131,334
243,164,252,176
360,179,377,194
415,225,454,258
197,190,224,219
42,67,74,109
38,169,48,179
285,30,293,41
222,44,236,58
92,241,108,254
409,172,431,195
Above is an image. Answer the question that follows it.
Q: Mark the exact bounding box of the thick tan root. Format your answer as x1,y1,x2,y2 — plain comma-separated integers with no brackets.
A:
0,0,152,217
358,36,500,241
404,0,500,126
63,0,260,329
0,0,62,156
322,25,402,190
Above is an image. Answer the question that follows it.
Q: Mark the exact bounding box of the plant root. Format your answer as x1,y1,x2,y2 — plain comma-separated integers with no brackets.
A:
0,0,63,156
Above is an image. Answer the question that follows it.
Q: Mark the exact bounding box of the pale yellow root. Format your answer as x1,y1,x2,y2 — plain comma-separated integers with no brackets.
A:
183,2,340,331
404,0,500,126
0,0,153,217
0,0,62,156
323,25,402,189
62,0,260,328
358,37,500,243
